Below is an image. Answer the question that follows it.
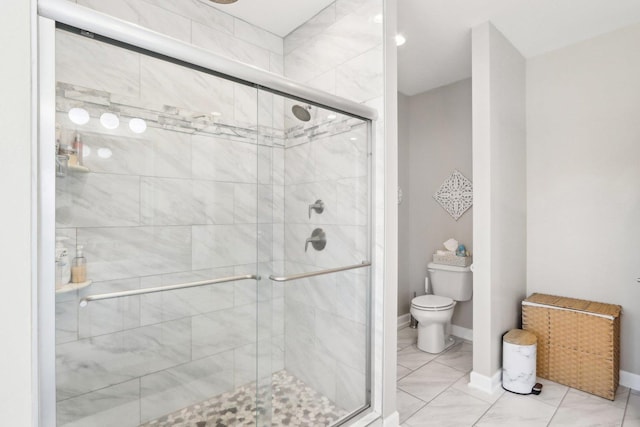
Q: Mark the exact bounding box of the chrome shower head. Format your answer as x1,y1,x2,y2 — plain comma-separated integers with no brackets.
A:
292,104,312,122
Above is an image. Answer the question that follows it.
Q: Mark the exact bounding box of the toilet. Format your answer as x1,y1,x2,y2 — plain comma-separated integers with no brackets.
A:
410,262,473,353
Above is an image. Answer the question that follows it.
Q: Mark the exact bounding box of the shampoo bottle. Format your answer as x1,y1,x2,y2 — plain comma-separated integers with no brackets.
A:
55,237,71,288
72,133,83,166
71,245,87,283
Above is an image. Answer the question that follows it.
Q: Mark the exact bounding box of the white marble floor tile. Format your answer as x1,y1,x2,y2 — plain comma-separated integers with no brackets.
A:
397,344,438,371
434,341,472,373
398,326,417,350
476,392,556,426
549,388,628,427
397,361,466,403
404,388,491,427
397,364,412,380
397,389,426,424
451,374,505,405
625,390,640,426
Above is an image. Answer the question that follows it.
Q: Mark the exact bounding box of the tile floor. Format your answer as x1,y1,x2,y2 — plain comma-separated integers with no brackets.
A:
397,327,640,427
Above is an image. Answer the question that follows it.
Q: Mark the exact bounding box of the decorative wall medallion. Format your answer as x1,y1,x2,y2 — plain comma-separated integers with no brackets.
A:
433,170,473,220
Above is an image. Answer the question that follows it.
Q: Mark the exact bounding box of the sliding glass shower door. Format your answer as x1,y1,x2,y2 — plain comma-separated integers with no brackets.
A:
52,23,371,427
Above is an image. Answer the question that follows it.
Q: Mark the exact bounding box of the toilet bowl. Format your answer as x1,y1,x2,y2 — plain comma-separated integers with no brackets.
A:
410,263,472,354
411,295,456,353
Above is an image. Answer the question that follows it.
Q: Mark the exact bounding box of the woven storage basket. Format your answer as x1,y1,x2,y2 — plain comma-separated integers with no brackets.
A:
432,254,472,267
522,293,621,400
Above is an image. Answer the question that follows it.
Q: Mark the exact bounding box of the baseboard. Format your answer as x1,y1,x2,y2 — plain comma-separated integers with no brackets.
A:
383,411,399,427
468,370,502,395
397,313,411,329
620,370,640,391
451,325,473,341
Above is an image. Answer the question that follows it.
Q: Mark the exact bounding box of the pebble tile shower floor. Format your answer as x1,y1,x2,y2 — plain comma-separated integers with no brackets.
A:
139,370,347,427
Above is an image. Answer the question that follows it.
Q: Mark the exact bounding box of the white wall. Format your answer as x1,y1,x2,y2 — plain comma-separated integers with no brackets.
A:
471,22,527,387
0,0,35,425
397,92,411,316
397,79,473,328
527,22,640,377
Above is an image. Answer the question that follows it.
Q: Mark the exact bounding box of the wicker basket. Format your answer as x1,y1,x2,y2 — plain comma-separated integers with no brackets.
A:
432,253,472,267
522,293,622,400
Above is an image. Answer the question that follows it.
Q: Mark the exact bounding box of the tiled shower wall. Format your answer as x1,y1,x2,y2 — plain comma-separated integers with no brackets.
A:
54,27,285,426
282,0,384,413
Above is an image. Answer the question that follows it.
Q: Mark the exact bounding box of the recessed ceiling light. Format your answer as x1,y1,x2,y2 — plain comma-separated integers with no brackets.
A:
68,107,90,125
395,34,406,46
373,14,383,24
100,112,119,130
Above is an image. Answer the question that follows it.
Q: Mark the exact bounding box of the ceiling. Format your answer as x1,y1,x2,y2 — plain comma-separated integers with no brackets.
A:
202,0,640,96
398,0,640,95
204,0,335,37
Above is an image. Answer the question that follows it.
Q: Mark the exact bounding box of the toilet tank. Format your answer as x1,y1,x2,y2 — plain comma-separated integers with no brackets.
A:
427,262,473,301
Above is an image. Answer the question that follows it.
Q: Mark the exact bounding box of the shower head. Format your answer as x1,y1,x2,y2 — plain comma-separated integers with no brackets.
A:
292,104,312,122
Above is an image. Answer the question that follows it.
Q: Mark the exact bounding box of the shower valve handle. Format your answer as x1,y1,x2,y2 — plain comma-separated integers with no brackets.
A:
305,228,327,252
308,200,325,218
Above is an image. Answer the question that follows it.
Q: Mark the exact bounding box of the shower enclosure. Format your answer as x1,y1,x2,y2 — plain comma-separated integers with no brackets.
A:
40,2,375,426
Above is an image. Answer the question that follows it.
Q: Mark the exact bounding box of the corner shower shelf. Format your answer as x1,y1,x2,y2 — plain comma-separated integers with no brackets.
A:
55,280,92,294
68,164,90,173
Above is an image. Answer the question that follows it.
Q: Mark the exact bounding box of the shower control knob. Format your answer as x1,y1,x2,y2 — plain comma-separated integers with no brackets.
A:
308,200,325,218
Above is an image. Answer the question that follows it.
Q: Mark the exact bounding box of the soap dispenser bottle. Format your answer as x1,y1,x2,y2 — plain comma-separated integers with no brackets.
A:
71,245,87,283
55,237,71,289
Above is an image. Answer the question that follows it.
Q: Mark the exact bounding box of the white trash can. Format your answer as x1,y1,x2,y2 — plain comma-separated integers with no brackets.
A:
502,329,537,394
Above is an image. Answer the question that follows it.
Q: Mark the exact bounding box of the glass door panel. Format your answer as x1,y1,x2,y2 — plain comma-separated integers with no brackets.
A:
256,90,372,426
54,27,263,427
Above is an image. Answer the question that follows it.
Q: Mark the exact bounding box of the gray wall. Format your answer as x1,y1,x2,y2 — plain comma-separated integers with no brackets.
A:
397,79,473,329
527,22,640,376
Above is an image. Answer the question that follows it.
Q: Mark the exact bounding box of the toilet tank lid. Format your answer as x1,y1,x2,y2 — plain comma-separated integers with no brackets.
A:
427,262,471,273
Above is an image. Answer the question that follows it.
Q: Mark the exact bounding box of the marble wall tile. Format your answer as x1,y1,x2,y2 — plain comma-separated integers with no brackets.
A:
76,226,191,282
234,183,257,224
307,70,337,94
140,351,234,423
140,55,235,117
336,176,368,226
56,318,191,400
234,84,258,126
56,173,141,228
76,0,139,23
57,379,140,427
335,363,366,412
283,224,317,265
284,142,315,185
273,146,285,185
191,304,256,359
284,296,316,347
56,31,140,99
192,135,257,183
192,22,271,72
313,127,368,182
192,224,256,270
257,144,273,184
234,343,257,388
139,268,236,325
284,4,336,55
284,181,338,225
137,1,191,43
80,128,191,179
284,334,337,402
194,180,235,224
270,53,285,76
335,0,381,20
335,45,384,103
315,311,366,370
334,269,368,324
78,278,140,339
141,177,206,226
144,0,234,34
56,297,78,344
314,225,368,269
233,18,283,55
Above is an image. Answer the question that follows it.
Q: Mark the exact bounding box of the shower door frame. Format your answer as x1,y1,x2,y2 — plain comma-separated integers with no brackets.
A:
35,1,380,426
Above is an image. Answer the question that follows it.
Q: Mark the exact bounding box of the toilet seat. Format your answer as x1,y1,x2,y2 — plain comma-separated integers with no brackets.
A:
411,294,455,311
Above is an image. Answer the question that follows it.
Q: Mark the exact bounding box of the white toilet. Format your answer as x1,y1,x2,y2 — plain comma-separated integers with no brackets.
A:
410,262,473,353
